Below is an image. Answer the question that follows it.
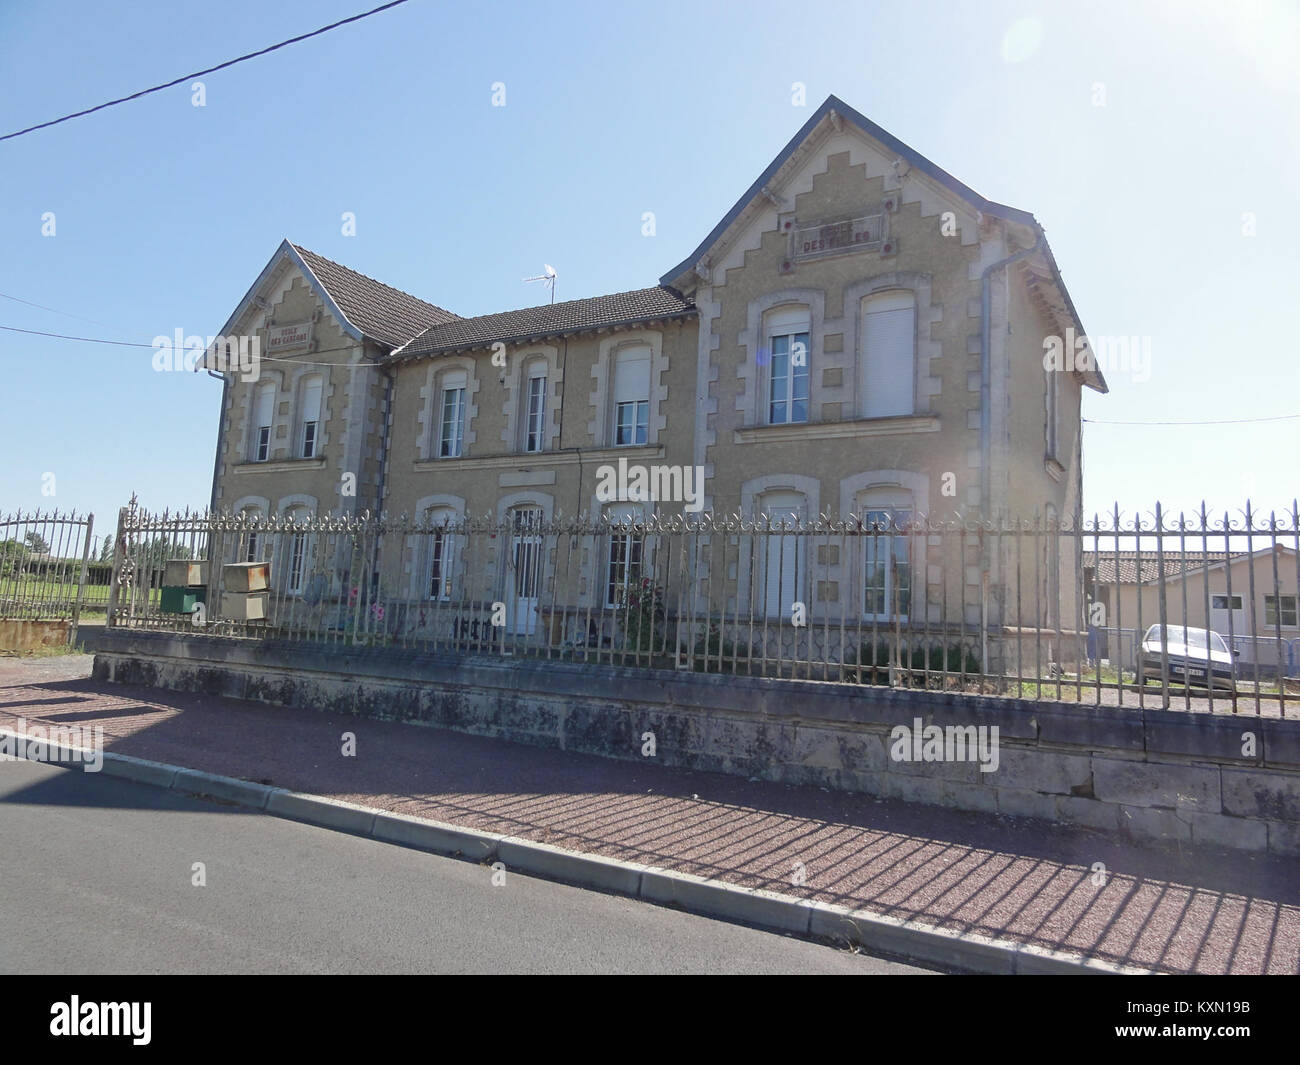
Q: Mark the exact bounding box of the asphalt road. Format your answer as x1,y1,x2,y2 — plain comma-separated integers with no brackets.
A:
0,759,933,975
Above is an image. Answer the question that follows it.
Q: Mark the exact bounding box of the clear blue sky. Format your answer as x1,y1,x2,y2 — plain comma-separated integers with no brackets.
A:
2,0,1296,532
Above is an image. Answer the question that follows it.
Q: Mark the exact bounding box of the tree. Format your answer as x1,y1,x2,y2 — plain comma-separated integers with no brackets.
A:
97,534,113,564
23,530,50,554
0,539,29,578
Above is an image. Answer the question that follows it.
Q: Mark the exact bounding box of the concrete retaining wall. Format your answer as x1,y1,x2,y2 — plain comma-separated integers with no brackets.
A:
93,629,1300,855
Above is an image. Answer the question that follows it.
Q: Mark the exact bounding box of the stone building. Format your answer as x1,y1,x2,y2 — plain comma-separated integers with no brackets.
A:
205,95,1106,642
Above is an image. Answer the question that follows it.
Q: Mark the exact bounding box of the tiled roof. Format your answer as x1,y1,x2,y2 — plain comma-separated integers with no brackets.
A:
291,244,460,349
1082,550,1238,585
393,286,696,359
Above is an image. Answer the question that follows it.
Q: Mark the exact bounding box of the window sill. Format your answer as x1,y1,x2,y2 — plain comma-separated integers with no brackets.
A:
414,444,665,472
733,414,938,444
233,457,328,474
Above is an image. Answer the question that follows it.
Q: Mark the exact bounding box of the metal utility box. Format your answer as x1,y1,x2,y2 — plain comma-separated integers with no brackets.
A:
163,560,209,587
223,561,270,593
222,592,268,621
160,587,207,615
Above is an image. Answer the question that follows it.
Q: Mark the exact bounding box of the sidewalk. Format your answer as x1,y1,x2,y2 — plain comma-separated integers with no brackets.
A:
1,653,1297,974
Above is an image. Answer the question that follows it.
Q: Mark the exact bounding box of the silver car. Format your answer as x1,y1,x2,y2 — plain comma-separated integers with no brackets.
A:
1137,624,1238,692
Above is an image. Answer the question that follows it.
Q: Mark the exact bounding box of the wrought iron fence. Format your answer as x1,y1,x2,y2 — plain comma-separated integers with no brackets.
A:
107,500,1300,716
0,510,96,636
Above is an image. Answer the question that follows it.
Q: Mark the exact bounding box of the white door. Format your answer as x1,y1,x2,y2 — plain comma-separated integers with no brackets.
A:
509,508,543,635
761,494,805,618
1210,594,1245,638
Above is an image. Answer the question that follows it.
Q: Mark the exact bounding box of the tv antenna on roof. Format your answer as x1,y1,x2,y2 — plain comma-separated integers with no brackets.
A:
523,264,557,304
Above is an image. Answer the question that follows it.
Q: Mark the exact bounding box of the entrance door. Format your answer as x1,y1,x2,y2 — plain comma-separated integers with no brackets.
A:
509,508,543,636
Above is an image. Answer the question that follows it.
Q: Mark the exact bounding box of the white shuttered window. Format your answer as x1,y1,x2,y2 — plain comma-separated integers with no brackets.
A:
613,347,651,445
862,291,915,419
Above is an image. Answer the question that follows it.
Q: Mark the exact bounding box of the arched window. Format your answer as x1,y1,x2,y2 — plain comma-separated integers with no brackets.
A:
521,359,547,453
436,370,468,458
424,507,458,601
296,373,324,459
603,503,645,609
249,383,276,462
764,306,810,426
861,291,916,419
282,505,313,595
611,346,651,446
239,503,267,563
860,487,912,620
757,491,807,618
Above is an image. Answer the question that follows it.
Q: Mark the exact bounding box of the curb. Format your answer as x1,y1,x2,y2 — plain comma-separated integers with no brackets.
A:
0,728,1151,974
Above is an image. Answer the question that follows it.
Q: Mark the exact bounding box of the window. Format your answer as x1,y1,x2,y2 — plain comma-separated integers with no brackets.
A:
861,291,915,419
1045,366,1059,460
1265,595,1298,627
239,505,266,562
1211,595,1243,610
604,505,644,608
759,492,806,617
861,492,912,620
523,364,547,453
765,307,810,426
438,371,467,458
612,346,650,446
251,383,275,462
425,509,457,600
283,507,312,595
298,375,323,459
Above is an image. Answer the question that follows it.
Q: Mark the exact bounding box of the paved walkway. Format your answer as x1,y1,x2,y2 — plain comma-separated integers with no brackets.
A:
1,653,1297,973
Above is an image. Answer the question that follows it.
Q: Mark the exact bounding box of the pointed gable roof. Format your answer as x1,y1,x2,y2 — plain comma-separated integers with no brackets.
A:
661,95,1106,393
213,240,459,354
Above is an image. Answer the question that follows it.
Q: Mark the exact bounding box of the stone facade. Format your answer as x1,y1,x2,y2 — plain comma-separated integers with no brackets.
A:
208,96,1106,632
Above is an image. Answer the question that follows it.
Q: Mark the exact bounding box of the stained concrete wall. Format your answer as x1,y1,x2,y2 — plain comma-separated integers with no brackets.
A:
93,629,1300,856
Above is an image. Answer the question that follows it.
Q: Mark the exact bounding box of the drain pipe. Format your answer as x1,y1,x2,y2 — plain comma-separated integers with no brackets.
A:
979,225,1044,522
979,225,1044,665
207,369,229,515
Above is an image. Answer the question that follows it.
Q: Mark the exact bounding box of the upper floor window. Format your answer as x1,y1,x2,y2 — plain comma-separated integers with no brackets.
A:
298,374,323,459
765,307,810,426
438,371,467,458
612,346,650,446
861,291,915,419
523,362,547,453
250,383,275,462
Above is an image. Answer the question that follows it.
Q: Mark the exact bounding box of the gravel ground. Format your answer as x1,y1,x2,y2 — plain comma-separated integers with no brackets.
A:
1,652,1297,974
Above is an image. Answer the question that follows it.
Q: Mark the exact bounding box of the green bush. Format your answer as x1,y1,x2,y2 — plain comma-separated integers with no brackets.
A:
683,626,743,671
847,641,981,678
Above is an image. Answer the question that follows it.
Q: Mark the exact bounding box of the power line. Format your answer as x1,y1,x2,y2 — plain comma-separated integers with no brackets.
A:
0,324,372,368
0,290,115,328
0,0,412,143
1084,413,1300,427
